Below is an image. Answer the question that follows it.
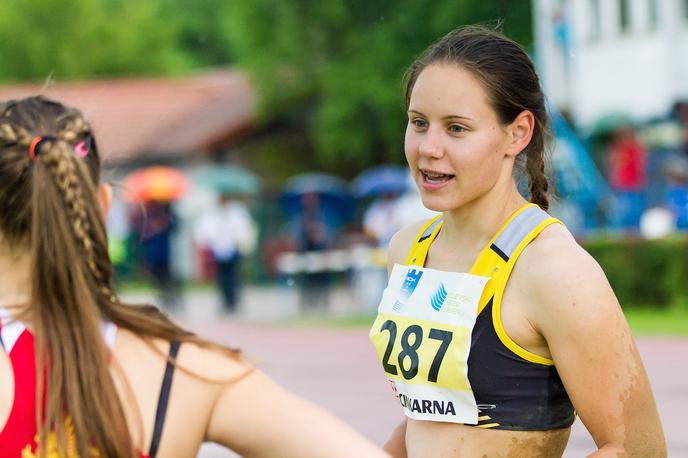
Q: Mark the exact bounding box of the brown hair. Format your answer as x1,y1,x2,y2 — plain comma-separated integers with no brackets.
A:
403,25,550,210
0,96,239,457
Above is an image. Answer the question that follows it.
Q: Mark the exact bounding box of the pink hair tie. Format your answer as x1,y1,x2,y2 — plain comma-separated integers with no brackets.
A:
74,140,89,158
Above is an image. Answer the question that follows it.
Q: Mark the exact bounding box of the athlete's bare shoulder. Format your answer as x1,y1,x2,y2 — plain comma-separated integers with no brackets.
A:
115,327,250,383
514,221,615,326
175,339,251,382
387,218,436,269
519,222,599,277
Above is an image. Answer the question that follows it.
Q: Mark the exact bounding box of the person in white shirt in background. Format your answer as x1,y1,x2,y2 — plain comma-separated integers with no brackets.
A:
363,192,403,248
356,190,437,311
194,193,257,313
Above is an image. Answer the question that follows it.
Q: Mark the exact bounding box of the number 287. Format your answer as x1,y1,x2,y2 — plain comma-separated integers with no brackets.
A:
379,319,453,383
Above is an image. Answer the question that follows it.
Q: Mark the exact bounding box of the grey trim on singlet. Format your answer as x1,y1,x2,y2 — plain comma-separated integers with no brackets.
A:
491,206,550,259
417,217,443,243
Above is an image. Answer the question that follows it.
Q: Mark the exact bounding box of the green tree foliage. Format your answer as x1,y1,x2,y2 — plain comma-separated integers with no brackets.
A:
0,0,190,82
0,0,532,174
225,0,532,171
158,0,236,67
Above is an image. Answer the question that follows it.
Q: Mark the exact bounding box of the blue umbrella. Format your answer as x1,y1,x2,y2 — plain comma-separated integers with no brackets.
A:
352,165,410,198
280,173,355,227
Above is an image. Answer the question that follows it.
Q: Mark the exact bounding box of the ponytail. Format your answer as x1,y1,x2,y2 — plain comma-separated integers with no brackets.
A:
0,96,243,457
31,136,136,457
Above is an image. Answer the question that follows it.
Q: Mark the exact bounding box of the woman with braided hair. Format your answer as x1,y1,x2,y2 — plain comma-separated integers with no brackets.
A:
369,26,665,457
0,96,388,458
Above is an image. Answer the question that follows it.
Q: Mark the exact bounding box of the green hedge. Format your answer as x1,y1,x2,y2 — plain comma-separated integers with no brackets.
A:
582,235,688,309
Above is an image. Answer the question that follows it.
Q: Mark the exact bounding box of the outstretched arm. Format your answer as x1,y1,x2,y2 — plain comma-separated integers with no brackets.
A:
206,368,389,458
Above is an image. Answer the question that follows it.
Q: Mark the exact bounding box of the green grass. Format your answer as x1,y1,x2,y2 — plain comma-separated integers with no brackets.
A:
115,278,688,336
622,307,688,336
116,280,214,294
286,313,377,328
290,308,688,336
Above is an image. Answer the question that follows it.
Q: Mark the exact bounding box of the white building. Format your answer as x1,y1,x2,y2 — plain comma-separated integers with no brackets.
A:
534,0,688,128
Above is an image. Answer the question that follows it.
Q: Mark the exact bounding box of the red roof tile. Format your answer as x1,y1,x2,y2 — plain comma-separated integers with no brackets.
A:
0,69,255,164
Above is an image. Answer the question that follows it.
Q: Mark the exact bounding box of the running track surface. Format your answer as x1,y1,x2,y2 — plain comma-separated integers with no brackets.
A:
188,320,687,458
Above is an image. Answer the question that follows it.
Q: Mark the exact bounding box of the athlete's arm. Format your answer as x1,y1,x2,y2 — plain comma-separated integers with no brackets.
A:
206,366,388,457
524,234,666,457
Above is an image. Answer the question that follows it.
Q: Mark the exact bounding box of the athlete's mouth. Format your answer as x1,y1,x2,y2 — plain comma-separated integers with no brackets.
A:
420,169,455,184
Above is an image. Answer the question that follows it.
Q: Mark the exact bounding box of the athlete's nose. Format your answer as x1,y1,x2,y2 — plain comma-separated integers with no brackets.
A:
418,128,444,158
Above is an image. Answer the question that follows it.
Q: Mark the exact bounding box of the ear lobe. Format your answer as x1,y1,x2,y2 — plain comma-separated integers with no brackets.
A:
97,184,113,217
507,110,535,157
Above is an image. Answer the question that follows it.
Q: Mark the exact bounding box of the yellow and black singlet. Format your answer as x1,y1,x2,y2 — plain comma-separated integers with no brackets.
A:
400,204,575,431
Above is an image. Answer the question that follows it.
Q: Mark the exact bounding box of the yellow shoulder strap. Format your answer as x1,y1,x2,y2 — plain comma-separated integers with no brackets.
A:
470,204,545,314
404,215,443,266
489,206,562,365
401,204,563,339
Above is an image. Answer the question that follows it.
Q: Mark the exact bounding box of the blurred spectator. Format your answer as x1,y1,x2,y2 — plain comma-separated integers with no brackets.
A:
194,193,257,313
363,193,402,247
129,200,181,309
676,101,688,156
297,192,332,311
607,127,647,229
391,188,438,229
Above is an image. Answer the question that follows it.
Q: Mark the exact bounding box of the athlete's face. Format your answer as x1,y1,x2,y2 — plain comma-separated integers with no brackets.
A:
404,64,525,212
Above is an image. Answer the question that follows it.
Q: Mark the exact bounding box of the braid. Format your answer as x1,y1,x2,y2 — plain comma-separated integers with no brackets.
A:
0,104,117,302
40,117,116,301
0,122,33,147
525,145,550,211
58,116,90,143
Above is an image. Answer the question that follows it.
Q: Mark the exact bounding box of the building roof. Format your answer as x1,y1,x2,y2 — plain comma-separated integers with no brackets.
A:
0,69,255,164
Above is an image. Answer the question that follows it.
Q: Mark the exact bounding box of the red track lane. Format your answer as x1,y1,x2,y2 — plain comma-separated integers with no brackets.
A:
189,320,687,457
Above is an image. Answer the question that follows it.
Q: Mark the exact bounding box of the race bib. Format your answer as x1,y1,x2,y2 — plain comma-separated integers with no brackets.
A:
369,264,488,424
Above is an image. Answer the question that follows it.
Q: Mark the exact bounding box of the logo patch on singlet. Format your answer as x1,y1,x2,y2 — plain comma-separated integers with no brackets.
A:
400,268,423,299
430,282,448,311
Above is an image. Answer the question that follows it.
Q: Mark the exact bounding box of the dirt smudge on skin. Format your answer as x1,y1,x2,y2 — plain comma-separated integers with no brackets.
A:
503,428,570,458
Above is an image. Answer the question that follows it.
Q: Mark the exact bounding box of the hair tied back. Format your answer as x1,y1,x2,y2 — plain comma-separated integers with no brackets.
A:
74,138,90,158
29,136,56,161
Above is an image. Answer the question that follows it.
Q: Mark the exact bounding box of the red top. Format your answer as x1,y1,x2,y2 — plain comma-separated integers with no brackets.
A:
0,318,149,458
608,137,646,191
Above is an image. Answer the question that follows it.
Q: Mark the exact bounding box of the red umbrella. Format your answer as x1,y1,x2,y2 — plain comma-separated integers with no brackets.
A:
122,166,189,202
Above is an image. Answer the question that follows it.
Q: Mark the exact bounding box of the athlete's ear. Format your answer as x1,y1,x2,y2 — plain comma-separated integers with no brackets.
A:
97,183,113,217
505,110,535,157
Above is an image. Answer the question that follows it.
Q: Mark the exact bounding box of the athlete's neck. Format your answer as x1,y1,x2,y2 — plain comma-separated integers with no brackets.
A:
0,237,31,314
438,180,528,254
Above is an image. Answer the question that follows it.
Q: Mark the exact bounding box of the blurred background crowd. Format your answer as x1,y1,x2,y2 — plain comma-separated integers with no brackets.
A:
1,0,688,317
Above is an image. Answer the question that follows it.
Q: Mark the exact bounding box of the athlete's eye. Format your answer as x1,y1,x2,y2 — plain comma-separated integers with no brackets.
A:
448,124,466,134
411,119,428,129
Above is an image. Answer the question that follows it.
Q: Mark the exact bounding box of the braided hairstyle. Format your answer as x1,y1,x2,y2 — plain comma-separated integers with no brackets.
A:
403,25,551,210
0,96,241,457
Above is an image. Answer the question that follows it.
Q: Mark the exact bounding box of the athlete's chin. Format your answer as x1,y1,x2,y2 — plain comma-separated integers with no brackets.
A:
420,193,463,213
